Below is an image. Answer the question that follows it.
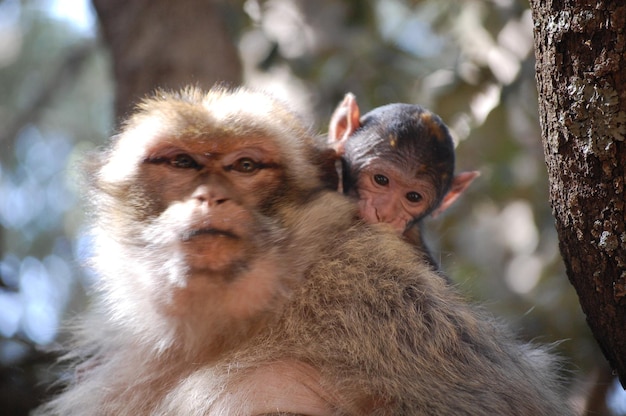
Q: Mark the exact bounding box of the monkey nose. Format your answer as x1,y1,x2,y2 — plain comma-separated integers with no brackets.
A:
192,185,229,206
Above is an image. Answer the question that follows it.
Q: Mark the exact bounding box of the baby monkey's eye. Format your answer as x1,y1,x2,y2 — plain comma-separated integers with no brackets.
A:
373,174,389,186
230,157,261,173
171,154,201,170
406,191,423,203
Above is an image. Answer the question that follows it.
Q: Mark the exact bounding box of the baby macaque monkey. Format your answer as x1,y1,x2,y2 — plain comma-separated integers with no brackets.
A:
38,86,570,416
329,93,479,262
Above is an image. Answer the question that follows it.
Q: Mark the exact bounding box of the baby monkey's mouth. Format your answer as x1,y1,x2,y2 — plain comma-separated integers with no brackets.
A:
181,228,239,242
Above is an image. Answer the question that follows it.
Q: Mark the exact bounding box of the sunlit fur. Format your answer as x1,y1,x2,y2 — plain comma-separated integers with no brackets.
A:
37,86,570,415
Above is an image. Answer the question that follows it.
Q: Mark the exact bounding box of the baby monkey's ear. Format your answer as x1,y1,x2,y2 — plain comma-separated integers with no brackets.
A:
432,171,481,217
328,92,361,156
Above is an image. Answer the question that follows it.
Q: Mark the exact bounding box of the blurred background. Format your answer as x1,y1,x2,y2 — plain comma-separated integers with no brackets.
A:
0,0,623,414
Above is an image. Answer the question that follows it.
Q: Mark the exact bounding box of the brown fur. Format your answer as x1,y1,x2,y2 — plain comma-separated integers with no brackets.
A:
37,86,570,415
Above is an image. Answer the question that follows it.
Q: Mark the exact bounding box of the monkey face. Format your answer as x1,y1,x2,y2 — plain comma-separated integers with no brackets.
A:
354,160,437,233
138,138,286,276
90,88,322,335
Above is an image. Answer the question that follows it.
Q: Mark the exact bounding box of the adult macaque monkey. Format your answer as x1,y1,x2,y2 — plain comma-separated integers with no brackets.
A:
329,93,479,261
38,86,569,415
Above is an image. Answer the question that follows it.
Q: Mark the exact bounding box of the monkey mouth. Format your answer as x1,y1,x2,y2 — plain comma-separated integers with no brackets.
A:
181,228,239,242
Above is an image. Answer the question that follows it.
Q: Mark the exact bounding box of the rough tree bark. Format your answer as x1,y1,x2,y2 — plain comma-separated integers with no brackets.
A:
530,0,626,386
92,0,243,121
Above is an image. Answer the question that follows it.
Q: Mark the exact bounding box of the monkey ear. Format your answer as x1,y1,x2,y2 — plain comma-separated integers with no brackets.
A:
432,171,480,217
328,93,361,155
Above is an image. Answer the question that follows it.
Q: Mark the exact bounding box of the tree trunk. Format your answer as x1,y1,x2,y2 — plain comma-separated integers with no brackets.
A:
92,0,243,121
530,0,626,386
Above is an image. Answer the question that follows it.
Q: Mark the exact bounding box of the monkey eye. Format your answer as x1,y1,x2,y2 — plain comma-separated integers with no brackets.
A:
171,154,201,170
229,157,261,173
406,191,423,203
373,174,389,186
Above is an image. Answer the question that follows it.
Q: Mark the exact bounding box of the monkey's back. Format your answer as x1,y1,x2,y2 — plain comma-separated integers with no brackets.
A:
256,221,570,415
